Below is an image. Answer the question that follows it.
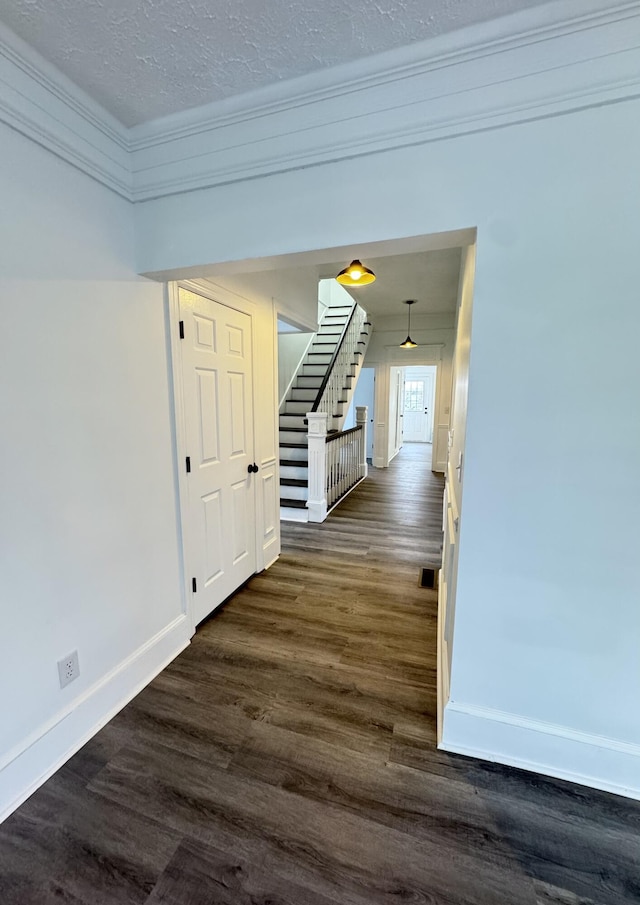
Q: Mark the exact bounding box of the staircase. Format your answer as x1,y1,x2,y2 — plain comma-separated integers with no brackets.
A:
279,302,371,521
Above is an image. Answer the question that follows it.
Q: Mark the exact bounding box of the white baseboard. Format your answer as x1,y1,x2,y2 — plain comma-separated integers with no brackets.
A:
280,506,308,522
0,614,191,823
441,701,640,801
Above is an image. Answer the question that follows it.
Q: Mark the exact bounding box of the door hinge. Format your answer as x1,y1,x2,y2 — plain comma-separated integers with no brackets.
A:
192,577,197,593
185,456,191,473
179,320,185,339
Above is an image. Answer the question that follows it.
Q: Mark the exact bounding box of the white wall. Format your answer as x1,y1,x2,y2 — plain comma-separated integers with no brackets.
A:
318,279,355,311
208,267,320,332
132,93,640,797
277,331,313,405
0,122,187,819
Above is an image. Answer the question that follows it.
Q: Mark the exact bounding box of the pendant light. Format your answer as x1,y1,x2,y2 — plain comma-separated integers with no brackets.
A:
336,259,376,287
400,300,418,348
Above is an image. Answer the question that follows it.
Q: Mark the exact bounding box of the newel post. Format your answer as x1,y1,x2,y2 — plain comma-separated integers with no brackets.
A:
356,405,368,479
306,412,328,523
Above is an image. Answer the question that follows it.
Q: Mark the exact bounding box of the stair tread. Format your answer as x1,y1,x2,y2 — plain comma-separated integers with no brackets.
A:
279,441,308,448
280,498,307,509
280,478,308,487
280,459,309,467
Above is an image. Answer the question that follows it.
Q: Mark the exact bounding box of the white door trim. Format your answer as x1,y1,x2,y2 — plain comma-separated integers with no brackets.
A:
167,282,194,633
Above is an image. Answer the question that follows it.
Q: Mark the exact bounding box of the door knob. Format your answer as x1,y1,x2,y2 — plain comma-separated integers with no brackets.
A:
247,463,259,474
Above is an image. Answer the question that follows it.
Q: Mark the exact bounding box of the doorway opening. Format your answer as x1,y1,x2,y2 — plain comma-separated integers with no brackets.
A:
163,230,475,741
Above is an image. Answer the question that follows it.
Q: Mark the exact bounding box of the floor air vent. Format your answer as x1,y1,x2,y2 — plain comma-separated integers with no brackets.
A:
419,567,438,590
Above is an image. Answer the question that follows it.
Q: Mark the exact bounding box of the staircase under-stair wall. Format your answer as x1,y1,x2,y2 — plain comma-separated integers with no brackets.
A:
279,301,372,521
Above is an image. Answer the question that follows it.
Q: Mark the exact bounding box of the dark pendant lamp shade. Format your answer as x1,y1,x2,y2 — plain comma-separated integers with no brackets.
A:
336,259,376,287
400,299,418,348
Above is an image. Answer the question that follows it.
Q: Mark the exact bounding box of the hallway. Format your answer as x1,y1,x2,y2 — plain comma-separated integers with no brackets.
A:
1,445,639,904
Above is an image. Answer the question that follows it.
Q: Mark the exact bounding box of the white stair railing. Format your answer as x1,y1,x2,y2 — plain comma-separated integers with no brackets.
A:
306,407,368,522
314,304,367,430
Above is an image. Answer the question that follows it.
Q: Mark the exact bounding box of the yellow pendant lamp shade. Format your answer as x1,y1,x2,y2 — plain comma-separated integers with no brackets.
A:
336,259,376,287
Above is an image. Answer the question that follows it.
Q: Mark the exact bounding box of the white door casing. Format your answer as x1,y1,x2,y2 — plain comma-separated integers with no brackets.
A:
177,287,257,627
387,366,405,461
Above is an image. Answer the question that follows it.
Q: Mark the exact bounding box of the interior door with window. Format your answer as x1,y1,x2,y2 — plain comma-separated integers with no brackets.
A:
179,287,257,626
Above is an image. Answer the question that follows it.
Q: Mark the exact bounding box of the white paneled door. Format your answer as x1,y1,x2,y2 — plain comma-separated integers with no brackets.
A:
403,372,435,443
179,288,257,626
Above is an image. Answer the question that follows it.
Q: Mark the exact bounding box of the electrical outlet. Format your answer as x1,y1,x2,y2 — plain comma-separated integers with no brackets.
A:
57,650,80,689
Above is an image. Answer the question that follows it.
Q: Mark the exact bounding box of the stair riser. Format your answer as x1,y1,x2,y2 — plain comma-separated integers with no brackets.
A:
284,401,312,415
279,415,306,429
305,354,332,366
280,465,308,480
296,376,324,387
311,341,338,351
279,484,308,502
279,446,308,462
301,366,327,377
290,389,317,401
279,430,309,445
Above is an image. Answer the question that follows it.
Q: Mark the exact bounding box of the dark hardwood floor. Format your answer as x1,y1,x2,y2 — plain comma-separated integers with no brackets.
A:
1,442,639,904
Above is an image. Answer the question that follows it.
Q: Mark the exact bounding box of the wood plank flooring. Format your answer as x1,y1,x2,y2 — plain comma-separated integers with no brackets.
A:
1,442,639,904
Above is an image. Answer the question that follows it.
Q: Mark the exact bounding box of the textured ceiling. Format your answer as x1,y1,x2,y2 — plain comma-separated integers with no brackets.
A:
0,0,554,127
319,247,462,317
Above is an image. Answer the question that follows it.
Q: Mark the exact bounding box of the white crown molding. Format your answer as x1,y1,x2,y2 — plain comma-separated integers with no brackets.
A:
129,0,640,201
0,20,131,199
442,700,640,801
0,1,639,204
129,0,640,151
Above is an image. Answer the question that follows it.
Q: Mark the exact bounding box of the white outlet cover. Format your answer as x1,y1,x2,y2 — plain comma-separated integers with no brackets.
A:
57,650,80,689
